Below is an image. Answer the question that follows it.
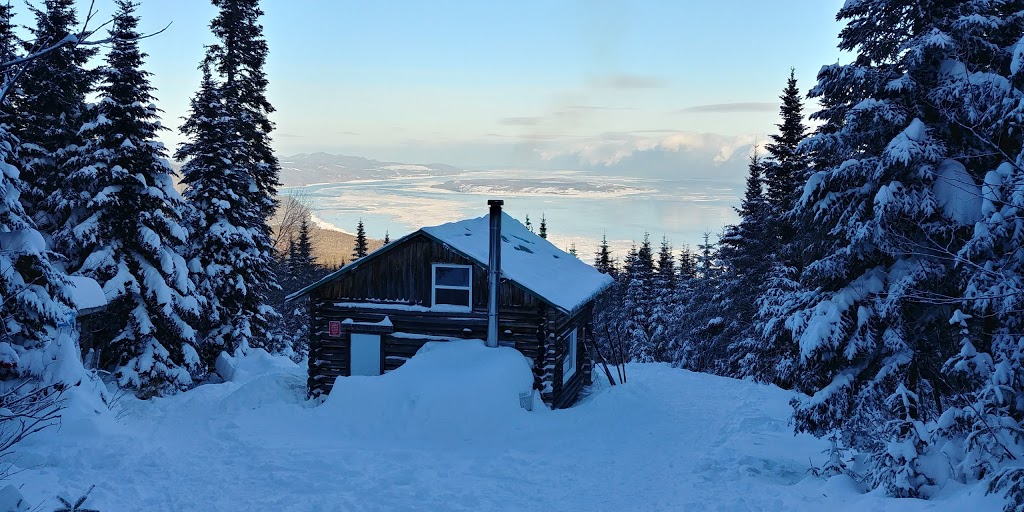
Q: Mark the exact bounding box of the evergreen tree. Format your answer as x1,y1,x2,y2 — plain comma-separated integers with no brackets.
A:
0,4,20,103
524,214,533,233
382,230,390,245
13,0,96,227
291,218,315,280
928,4,1024,506
763,68,809,217
672,233,727,372
656,237,676,292
772,0,1008,498
0,120,75,386
720,149,774,378
279,217,318,361
352,219,368,260
677,245,696,281
870,384,933,498
622,234,660,362
208,0,279,220
0,4,84,391
568,242,577,258
696,231,716,279
285,236,296,273
594,233,616,276
539,214,547,239
649,237,677,362
178,0,281,359
725,142,795,384
177,59,278,361
57,0,201,397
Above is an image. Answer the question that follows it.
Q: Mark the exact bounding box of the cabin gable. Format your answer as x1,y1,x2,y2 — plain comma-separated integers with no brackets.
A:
310,233,543,312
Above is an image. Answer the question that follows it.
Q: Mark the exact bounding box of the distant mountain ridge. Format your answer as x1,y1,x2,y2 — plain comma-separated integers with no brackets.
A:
279,152,463,187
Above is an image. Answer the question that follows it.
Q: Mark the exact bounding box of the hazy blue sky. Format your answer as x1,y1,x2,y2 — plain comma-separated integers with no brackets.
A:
17,0,847,167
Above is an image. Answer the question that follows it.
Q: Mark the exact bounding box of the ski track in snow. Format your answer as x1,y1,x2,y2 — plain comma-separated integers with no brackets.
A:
13,362,997,511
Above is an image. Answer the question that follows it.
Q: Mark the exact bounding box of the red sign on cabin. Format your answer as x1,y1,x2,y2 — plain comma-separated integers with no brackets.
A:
328,320,342,338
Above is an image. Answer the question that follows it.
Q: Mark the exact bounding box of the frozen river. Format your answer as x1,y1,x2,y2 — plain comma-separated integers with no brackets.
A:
283,169,742,260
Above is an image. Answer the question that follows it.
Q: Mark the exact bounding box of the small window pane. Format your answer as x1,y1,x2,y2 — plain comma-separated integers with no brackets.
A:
435,288,470,307
435,266,470,287
563,330,577,383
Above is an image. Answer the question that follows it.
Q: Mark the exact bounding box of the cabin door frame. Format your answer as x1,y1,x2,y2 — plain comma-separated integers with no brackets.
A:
337,317,393,377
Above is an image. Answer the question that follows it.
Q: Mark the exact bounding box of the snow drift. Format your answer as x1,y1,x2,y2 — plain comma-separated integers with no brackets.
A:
321,340,539,439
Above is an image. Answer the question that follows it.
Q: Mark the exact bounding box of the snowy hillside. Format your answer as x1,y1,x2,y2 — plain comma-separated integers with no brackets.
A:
10,347,996,511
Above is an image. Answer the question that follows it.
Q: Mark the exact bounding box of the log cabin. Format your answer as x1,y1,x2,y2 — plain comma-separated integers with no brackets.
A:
285,201,613,408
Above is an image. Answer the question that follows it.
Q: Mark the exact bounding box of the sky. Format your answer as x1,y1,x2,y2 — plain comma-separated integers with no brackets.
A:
13,0,848,169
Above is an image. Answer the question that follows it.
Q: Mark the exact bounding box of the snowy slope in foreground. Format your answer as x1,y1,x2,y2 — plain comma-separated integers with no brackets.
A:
12,348,998,511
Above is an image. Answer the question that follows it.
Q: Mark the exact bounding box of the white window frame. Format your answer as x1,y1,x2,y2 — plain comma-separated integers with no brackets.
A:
431,263,473,312
563,329,577,384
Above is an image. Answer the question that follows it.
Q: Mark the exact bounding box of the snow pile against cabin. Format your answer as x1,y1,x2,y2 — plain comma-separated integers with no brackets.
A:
323,340,540,434
422,212,613,312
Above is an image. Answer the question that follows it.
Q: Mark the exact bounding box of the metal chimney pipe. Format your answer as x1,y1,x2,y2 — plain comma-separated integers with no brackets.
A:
486,199,503,348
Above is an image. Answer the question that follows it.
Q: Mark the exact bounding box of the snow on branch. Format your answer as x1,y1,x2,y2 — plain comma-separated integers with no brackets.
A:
0,380,65,459
0,0,171,104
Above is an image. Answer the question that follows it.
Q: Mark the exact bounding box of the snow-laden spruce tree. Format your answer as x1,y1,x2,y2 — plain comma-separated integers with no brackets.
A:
55,0,202,397
0,118,76,387
741,73,811,388
622,235,661,363
208,0,280,221
180,0,281,362
671,233,728,373
12,0,95,228
178,59,279,363
0,0,119,410
649,237,677,362
924,3,1024,506
778,0,1008,499
718,150,778,380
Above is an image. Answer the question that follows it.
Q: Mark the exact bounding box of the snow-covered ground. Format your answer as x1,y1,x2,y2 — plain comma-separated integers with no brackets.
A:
11,343,998,511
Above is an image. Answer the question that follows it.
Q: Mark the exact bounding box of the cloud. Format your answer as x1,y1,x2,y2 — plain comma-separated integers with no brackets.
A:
498,105,638,131
498,116,544,126
534,131,762,169
676,102,778,114
597,74,670,90
563,105,637,112
629,128,686,134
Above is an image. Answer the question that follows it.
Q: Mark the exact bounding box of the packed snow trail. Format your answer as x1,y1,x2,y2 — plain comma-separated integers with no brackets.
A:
13,348,997,511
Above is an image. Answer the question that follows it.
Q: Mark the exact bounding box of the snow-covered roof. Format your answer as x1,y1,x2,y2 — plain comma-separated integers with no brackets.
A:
67,275,107,312
286,212,613,312
422,212,613,312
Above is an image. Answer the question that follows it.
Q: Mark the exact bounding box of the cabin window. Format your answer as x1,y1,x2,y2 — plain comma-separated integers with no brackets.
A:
563,329,577,384
431,263,472,310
